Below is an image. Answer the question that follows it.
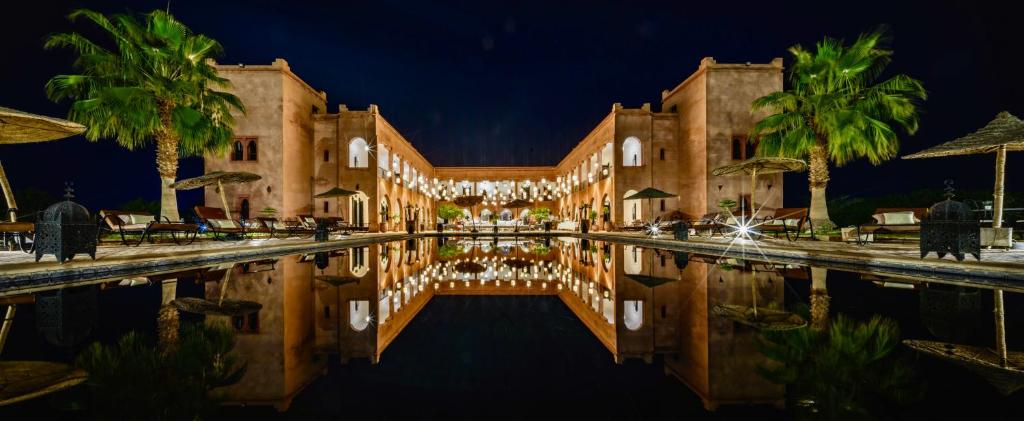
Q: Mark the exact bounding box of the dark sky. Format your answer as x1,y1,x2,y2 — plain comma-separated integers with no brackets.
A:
2,0,1022,211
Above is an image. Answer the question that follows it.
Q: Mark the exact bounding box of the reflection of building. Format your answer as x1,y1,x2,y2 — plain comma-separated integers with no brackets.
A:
200,239,785,412
203,258,325,412
206,57,783,228
664,259,785,410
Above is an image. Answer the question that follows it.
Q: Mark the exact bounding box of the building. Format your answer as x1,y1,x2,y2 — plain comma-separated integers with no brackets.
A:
205,57,784,229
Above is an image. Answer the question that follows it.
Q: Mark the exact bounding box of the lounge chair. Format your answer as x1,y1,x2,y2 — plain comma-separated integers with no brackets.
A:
755,208,812,241
689,213,726,237
854,207,929,245
99,210,199,246
256,217,315,239
0,221,34,252
193,206,248,240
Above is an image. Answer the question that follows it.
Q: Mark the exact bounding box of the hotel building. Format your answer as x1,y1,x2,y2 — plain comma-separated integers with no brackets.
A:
204,57,784,230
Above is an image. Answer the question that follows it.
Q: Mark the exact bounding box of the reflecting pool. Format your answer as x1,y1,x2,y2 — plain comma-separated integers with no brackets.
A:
0,237,1021,419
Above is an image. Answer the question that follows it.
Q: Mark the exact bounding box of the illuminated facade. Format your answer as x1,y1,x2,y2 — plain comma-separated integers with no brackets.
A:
205,57,784,230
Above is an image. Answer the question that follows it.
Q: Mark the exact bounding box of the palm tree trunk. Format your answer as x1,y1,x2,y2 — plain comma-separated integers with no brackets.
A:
808,145,834,231
157,279,179,353
156,105,180,221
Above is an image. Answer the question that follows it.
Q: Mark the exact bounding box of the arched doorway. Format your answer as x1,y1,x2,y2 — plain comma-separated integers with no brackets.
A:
350,192,368,228
622,189,642,225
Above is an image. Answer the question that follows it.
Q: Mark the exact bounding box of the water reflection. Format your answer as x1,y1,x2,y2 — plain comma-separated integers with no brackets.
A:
1,237,1021,417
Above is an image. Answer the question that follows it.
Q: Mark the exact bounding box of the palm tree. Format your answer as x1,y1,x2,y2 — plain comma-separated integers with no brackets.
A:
751,30,926,229
45,9,244,221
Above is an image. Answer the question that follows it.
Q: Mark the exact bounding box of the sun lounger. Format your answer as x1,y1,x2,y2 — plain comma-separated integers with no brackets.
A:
854,207,929,245
755,208,812,241
256,217,315,238
0,221,34,252
193,206,247,240
689,213,726,237
99,210,198,246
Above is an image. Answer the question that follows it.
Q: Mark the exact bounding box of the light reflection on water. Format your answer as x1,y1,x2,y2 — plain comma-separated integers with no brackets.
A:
1,236,1021,418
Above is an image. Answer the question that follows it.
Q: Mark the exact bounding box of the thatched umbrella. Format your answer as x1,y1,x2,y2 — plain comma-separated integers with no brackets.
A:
903,111,1024,232
503,198,532,232
712,157,806,215
0,107,86,223
171,264,262,316
170,171,261,220
0,361,88,406
712,263,807,331
453,195,484,232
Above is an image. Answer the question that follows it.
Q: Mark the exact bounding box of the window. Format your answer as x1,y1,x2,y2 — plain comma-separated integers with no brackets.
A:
660,199,665,211
622,136,642,167
231,141,243,161
732,136,755,160
246,140,258,161
323,149,330,162
349,137,369,168
323,201,329,213
668,104,678,113
659,148,665,160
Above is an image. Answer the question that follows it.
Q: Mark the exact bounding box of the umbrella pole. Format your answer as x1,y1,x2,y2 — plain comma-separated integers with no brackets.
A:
218,268,232,307
0,160,18,222
218,180,233,220
992,145,1007,229
0,305,14,355
994,289,1008,367
750,169,758,220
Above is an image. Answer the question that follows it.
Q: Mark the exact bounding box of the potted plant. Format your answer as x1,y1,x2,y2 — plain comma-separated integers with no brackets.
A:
437,203,462,233
530,207,552,231
718,198,737,220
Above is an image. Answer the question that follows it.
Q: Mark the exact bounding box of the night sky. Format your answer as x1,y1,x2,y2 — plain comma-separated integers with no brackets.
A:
2,0,1022,212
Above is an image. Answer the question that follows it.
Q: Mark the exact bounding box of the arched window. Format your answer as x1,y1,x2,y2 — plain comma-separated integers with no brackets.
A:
732,137,744,160
323,149,330,162
378,145,389,170
624,300,644,331
348,137,369,168
622,136,642,167
231,141,243,161
659,148,665,161
349,300,370,331
246,140,258,161
624,245,642,275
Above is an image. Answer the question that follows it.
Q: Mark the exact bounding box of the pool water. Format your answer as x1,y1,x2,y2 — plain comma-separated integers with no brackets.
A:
1,236,1021,419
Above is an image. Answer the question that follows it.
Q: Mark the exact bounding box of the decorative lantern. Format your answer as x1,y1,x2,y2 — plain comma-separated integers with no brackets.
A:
34,184,97,263
920,181,981,261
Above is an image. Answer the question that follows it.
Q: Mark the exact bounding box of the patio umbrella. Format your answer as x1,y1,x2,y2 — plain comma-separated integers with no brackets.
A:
171,263,262,316
623,188,677,229
170,171,261,220
0,107,86,222
712,263,807,331
453,195,484,232
314,186,359,198
903,111,1024,231
315,275,361,287
0,361,88,406
503,198,532,232
711,157,807,215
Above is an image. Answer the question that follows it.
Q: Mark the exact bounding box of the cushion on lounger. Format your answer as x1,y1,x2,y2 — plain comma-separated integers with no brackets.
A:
872,213,885,224
785,218,801,227
121,223,148,231
882,211,916,225
130,214,155,225
117,214,132,225
208,219,238,229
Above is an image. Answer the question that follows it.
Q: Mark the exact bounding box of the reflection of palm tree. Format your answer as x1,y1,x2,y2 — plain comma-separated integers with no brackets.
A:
809,267,829,332
757,313,923,419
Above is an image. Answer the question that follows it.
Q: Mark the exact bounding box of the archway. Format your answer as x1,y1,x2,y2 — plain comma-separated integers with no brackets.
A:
349,300,370,331
348,137,369,168
622,136,642,167
624,245,642,275
239,198,250,220
623,300,644,331
350,191,369,228
622,189,643,225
